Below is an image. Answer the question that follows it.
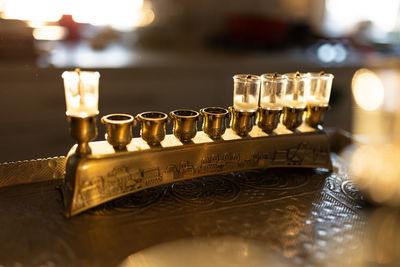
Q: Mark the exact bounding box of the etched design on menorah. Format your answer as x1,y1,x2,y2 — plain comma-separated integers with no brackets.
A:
73,140,331,212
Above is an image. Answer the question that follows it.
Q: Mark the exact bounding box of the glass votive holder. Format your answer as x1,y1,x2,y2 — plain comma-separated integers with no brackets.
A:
260,73,286,110
62,69,100,118
257,73,286,133
305,72,334,128
284,72,309,109
306,72,334,107
233,74,260,112
282,72,309,130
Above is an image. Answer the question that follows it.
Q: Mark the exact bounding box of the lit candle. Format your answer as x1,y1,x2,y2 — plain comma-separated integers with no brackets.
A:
62,69,100,117
260,73,286,110
233,74,260,111
284,72,309,109
306,72,334,106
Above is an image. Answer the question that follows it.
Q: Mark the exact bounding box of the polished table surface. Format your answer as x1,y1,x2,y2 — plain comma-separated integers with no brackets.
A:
0,152,384,267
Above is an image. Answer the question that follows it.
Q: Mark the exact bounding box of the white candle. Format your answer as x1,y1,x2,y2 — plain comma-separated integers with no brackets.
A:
62,70,100,117
234,94,258,111
284,95,306,109
260,96,283,109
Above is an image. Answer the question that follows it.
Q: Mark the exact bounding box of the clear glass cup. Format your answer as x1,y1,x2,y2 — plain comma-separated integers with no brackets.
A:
233,74,260,111
62,70,100,117
260,73,286,110
284,72,309,109
306,72,334,107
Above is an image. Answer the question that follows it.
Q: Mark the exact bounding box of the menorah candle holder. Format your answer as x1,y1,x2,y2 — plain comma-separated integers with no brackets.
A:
228,106,257,136
257,73,285,133
170,109,201,143
200,107,230,139
62,69,100,155
305,72,334,128
136,111,170,146
101,114,136,151
67,116,98,155
61,71,333,217
282,72,308,131
256,108,282,133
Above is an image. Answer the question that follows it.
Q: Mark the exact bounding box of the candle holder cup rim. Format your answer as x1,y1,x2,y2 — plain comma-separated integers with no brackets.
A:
261,73,287,81
229,106,258,114
170,109,200,119
233,74,260,83
285,72,310,80
200,107,229,117
62,70,100,78
308,72,334,79
66,111,99,118
101,113,135,125
136,111,169,121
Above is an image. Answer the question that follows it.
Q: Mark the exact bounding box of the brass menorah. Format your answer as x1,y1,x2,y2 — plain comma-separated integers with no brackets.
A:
62,70,333,217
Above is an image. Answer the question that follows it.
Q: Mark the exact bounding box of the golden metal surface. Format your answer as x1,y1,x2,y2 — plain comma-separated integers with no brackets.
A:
170,109,201,143
228,106,256,136
305,105,330,128
101,114,136,150
67,115,98,154
256,108,282,133
0,156,66,187
282,107,304,131
199,107,230,139
136,111,170,146
0,153,370,266
62,124,332,217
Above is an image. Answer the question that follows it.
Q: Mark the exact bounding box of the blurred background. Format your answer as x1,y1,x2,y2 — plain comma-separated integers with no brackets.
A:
1,0,400,162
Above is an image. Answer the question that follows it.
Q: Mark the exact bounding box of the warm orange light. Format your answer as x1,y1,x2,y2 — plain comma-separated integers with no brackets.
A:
33,26,67,40
2,0,62,22
352,69,384,111
1,0,153,31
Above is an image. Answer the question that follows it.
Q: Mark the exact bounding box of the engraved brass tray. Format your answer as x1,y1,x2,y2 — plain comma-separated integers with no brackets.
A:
0,130,397,266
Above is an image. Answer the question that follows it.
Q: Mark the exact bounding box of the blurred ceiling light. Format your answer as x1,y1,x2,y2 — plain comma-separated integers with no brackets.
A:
317,42,347,63
33,26,66,41
324,0,400,38
352,69,384,111
2,0,62,22
70,0,144,30
0,0,153,31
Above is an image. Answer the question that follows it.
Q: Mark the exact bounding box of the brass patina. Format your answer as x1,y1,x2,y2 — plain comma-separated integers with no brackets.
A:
256,108,282,133
282,107,305,131
228,106,257,136
170,109,201,142
135,111,170,146
305,105,330,128
101,114,136,150
200,107,230,139
62,123,332,217
67,115,98,154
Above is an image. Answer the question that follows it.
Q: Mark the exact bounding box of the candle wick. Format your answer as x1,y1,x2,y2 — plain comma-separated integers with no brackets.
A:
270,73,278,104
293,72,300,101
244,75,251,103
76,69,84,105
315,71,324,103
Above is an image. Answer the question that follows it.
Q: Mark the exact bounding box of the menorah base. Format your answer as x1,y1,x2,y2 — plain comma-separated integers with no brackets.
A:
62,124,332,217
